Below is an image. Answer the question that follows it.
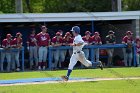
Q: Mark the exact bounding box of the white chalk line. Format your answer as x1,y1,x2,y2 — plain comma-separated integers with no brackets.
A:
0,77,140,86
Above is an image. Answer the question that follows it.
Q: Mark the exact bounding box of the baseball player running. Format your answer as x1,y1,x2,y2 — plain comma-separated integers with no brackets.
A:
61,26,103,81
36,25,50,70
1,34,13,72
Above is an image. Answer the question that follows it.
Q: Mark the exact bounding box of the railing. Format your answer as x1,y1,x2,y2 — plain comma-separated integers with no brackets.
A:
0,47,24,71
1,44,136,71
48,44,137,70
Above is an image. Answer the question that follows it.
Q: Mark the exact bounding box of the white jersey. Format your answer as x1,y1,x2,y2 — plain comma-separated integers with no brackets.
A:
73,35,84,53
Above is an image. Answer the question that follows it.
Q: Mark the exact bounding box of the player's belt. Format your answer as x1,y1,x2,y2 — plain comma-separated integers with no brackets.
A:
40,45,46,47
74,51,81,54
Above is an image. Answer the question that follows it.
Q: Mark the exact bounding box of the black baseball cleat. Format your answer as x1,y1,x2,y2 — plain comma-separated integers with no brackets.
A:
98,61,103,70
61,76,69,81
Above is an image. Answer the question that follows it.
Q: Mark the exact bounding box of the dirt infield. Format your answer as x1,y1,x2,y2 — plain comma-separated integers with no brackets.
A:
0,77,140,86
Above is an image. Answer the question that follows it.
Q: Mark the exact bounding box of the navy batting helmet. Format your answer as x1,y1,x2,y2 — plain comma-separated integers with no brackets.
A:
71,26,80,34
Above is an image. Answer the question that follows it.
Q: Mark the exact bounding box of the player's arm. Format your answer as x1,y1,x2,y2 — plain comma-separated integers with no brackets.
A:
122,37,126,44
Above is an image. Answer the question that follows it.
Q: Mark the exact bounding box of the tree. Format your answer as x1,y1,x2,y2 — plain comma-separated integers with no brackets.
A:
123,0,140,11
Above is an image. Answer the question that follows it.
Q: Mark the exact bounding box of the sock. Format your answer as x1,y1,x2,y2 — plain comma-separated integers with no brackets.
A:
66,69,72,78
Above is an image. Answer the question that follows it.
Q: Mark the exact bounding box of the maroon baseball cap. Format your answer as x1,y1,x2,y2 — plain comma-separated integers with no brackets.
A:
56,32,61,36
94,32,100,35
126,31,133,35
85,31,91,35
6,34,12,38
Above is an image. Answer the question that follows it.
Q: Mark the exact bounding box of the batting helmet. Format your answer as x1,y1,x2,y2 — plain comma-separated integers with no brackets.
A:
71,26,80,34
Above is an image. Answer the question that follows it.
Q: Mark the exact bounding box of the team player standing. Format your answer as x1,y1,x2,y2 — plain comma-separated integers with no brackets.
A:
0,25,139,72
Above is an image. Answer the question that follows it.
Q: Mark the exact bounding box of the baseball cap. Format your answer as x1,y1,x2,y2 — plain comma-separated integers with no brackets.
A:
94,32,100,35
108,30,115,34
85,31,91,35
16,32,22,37
126,31,133,35
6,34,12,38
56,32,61,36
70,26,80,33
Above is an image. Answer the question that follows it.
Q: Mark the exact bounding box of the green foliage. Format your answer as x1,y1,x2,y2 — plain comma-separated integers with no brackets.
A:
0,0,139,13
123,0,140,11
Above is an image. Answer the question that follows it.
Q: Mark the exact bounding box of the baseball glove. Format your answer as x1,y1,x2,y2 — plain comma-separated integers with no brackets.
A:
127,43,133,48
126,43,133,53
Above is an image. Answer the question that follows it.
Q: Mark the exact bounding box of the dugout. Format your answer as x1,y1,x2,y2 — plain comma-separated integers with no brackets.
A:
0,11,139,69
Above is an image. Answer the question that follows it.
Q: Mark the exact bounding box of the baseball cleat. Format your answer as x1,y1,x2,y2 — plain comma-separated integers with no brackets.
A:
61,76,69,81
99,61,103,70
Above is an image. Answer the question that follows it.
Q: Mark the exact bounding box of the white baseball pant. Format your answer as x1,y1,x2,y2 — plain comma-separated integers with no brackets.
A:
1,51,11,71
38,46,48,63
11,50,20,69
29,46,38,67
68,51,92,70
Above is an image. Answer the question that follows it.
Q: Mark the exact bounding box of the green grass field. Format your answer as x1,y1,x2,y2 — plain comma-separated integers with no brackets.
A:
0,67,140,93
0,67,140,80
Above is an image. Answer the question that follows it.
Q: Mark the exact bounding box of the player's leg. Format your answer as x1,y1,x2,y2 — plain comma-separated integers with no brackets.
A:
0,51,6,72
69,49,73,56
54,49,59,69
42,47,48,70
5,52,11,72
136,54,140,66
81,49,89,68
78,51,103,70
83,49,89,59
123,48,127,66
29,46,34,69
15,51,20,71
77,51,92,67
128,52,132,66
33,46,38,68
61,53,78,81
95,48,100,62
11,52,15,71
38,47,43,70
59,50,65,68
107,49,113,67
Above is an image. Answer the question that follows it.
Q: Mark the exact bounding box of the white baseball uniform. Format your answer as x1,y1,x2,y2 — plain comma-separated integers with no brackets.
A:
68,35,92,70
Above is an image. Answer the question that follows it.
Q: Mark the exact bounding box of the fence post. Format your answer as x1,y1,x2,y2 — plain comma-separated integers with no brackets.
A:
22,47,24,71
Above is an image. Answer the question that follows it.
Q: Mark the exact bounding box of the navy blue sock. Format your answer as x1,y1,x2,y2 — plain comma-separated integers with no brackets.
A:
66,69,72,78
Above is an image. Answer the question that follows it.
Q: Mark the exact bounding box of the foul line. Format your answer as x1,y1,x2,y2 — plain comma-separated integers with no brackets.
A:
0,77,140,86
